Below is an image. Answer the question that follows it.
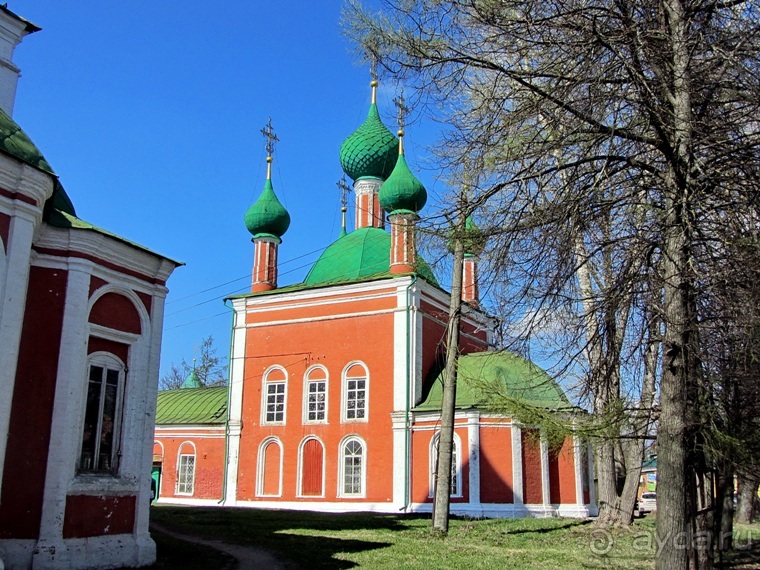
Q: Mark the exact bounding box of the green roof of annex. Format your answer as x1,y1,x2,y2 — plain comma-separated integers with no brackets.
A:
416,351,571,411
156,386,228,425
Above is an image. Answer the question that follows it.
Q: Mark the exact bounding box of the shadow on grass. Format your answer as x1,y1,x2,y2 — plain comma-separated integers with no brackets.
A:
150,506,399,569
720,537,760,569
494,519,590,535
145,528,236,570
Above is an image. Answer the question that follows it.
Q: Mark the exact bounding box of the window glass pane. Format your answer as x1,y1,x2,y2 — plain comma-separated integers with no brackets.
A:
178,455,195,494
342,440,363,495
307,380,326,421
345,377,366,420
79,373,102,470
80,362,122,473
265,382,286,422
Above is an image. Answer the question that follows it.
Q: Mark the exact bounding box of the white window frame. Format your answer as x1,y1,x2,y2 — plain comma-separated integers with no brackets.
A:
338,436,366,498
429,431,463,498
303,365,328,424
77,352,126,474
176,442,196,496
261,366,288,425
256,437,283,497
341,362,368,423
297,436,326,498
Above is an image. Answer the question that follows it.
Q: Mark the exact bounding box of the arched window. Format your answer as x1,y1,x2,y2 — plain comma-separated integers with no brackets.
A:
78,353,125,473
303,366,328,424
342,362,368,423
429,432,462,498
298,437,325,497
256,437,283,497
262,366,287,424
176,442,196,496
338,436,366,497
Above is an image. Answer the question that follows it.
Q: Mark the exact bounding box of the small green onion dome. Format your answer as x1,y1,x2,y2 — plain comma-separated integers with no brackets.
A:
244,178,291,239
448,215,487,256
379,153,427,214
181,370,203,389
339,102,399,181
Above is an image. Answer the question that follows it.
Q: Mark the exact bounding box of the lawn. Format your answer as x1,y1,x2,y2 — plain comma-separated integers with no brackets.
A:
147,506,760,569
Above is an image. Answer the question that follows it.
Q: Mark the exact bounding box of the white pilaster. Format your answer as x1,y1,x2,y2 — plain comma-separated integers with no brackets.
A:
224,301,247,504
587,443,598,515
391,412,409,511
34,262,91,567
511,424,524,510
0,209,36,494
467,412,480,507
135,286,167,565
540,436,551,506
573,435,584,509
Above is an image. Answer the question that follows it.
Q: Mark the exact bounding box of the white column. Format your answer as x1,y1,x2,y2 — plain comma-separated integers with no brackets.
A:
34,262,91,567
511,424,524,512
0,209,37,493
224,301,247,504
467,412,480,509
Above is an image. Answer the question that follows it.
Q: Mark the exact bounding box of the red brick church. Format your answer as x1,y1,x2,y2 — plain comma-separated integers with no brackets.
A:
153,77,596,519
0,7,180,569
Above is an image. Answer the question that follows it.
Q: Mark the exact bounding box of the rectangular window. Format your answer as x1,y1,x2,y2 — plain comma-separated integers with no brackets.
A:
306,380,326,422
79,363,122,473
177,454,195,495
265,382,286,423
345,378,366,420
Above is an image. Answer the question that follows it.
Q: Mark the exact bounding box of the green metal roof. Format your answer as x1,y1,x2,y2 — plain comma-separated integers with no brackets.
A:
415,351,570,411
0,107,54,175
339,102,399,182
379,153,427,214
244,178,291,240
303,227,438,287
156,386,228,425
0,108,82,225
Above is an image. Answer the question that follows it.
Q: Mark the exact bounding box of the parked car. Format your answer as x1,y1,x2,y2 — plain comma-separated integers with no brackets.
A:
637,492,657,516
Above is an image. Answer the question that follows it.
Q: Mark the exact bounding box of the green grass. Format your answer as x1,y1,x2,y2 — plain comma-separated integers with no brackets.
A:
148,506,760,569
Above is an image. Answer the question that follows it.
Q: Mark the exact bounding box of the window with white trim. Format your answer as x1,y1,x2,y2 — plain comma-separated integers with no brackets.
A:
339,436,366,497
304,366,328,423
262,367,287,424
78,354,125,473
256,437,283,497
177,453,195,495
342,363,368,422
430,432,462,498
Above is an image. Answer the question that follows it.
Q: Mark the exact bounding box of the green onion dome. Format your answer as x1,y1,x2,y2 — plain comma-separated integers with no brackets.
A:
379,153,427,214
304,227,438,286
339,89,399,181
244,178,291,240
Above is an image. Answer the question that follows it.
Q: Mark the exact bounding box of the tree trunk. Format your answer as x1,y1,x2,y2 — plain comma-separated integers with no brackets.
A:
714,462,734,552
736,474,759,525
655,172,694,569
432,207,465,534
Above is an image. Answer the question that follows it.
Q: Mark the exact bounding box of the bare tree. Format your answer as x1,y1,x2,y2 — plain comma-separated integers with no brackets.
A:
344,1,760,568
159,335,228,390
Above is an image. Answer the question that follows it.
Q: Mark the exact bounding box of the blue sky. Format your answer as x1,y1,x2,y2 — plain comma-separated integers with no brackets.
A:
9,1,450,379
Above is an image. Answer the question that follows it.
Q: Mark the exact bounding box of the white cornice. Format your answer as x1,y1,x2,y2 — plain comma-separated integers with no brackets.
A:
242,276,412,309
35,224,180,284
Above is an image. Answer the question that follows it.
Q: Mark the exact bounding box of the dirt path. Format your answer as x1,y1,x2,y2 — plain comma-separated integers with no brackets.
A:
150,521,289,570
